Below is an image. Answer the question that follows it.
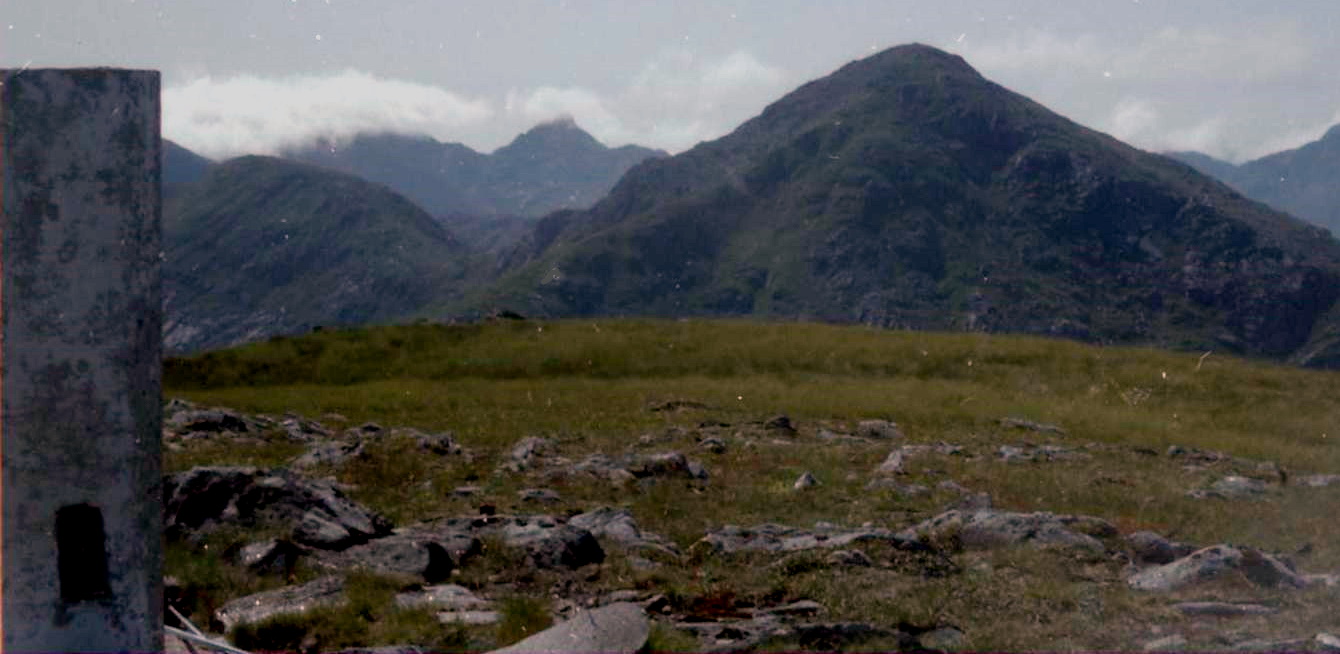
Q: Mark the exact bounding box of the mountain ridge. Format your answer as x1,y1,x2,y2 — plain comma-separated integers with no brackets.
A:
463,43,1340,362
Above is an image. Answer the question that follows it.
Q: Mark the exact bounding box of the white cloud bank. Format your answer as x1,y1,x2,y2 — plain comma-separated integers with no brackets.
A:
165,50,793,160
163,70,495,159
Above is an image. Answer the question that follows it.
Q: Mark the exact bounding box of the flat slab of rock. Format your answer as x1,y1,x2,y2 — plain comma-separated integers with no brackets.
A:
214,575,346,632
489,602,648,654
568,507,680,558
439,610,501,626
1127,545,1308,592
1188,475,1271,500
396,584,490,611
693,523,925,556
1173,601,1277,616
897,509,1114,554
1298,474,1340,488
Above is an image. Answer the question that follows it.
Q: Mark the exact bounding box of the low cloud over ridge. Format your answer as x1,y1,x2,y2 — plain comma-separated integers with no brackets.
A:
163,70,495,160
164,50,792,160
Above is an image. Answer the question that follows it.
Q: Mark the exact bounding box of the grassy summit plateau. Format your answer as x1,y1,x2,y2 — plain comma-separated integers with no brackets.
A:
163,319,1340,651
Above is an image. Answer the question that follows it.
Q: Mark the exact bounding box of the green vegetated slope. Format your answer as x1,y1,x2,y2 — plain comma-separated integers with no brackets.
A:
473,44,1340,364
165,319,1340,650
164,155,472,353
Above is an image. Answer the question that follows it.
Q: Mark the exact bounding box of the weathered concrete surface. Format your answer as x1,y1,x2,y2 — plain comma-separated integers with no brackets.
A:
489,602,648,654
2,69,163,652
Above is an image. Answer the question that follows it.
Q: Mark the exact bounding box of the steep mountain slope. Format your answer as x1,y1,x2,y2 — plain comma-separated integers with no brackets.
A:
1169,126,1340,234
282,120,664,219
476,44,1340,362
164,156,469,353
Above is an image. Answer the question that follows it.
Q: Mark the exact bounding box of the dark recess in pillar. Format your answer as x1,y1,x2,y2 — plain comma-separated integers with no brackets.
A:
55,503,113,604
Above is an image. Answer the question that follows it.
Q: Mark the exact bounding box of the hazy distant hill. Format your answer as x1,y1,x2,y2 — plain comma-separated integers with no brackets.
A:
163,139,213,201
164,155,470,353
1169,125,1340,234
282,119,665,219
471,44,1340,363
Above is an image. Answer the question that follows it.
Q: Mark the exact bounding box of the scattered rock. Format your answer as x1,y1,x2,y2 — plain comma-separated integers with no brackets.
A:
794,471,820,490
765,414,797,434
395,584,490,611
1172,601,1277,616
1188,476,1270,500
1141,634,1188,651
567,507,681,558
518,488,561,504
500,437,555,473
996,444,1090,463
693,523,927,556
856,419,904,440
500,517,606,569
766,599,825,617
1298,474,1340,488
214,575,346,633
897,509,1114,554
224,538,306,577
395,427,462,456
1127,545,1309,592
291,440,366,469
999,417,1066,435
438,610,501,626
489,602,648,654
452,486,482,498
316,530,480,583
937,480,969,494
826,549,874,567
698,437,727,454
1126,531,1199,565
874,449,909,476
166,405,252,435
629,451,710,481
1317,632,1340,651
163,466,394,550
919,626,967,651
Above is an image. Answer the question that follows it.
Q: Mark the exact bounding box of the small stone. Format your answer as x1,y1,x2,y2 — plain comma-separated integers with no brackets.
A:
874,449,908,476
356,422,383,434
794,471,820,490
698,437,727,453
452,485,482,498
856,419,904,440
1316,632,1340,651
767,599,824,616
919,626,967,651
937,480,968,494
765,414,797,434
1298,474,1340,488
951,492,993,511
826,549,873,567
1142,634,1187,651
518,488,561,504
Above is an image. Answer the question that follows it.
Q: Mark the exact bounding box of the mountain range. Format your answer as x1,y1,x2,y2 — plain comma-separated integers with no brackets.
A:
282,117,665,220
162,44,1340,368
1169,125,1340,235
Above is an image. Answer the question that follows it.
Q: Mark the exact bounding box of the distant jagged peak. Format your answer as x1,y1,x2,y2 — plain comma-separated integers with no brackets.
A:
497,115,606,157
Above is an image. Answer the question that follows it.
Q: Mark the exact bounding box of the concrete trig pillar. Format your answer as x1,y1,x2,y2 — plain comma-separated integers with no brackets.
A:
2,69,163,652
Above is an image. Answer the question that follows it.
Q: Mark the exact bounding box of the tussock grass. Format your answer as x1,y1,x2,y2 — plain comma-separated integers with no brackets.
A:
165,319,1340,650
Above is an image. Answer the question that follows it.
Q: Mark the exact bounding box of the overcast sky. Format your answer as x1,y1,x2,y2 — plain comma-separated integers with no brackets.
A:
6,1,1339,163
